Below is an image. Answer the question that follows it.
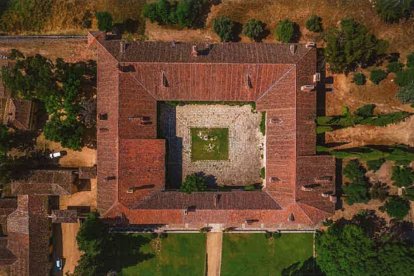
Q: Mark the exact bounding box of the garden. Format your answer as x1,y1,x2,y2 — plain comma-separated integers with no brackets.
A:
191,127,229,161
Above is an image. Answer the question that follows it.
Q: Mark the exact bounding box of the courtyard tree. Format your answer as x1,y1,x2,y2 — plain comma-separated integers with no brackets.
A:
96,11,113,32
305,15,323,32
274,19,298,43
213,16,234,42
180,173,207,194
243,19,265,41
374,0,414,23
324,18,388,73
382,196,410,219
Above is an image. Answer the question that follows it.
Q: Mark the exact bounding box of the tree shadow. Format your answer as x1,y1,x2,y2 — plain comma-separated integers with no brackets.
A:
113,18,140,34
281,257,323,276
232,22,243,42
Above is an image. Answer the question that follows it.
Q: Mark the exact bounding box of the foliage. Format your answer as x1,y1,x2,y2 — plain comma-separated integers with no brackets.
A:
383,196,410,219
260,112,266,135
391,166,414,187
324,18,388,73
370,69,388,84
407,52,414,68
175,0,204,28
353,72,366,85
213,16,234,42
243,19,265,41
355,104,375,117
305,15,323,32
395,67,414,86
1,51,96,150
387,61,404,73
0,0,52,33
316,126,333,134
260,167,265,179
96,11,113,31
274,19,297,43
374,0,414,23
76,212,108,257
366,158,385,171
343,160,370,204
180,173,207,193
396,82,414,104
370,182,389,201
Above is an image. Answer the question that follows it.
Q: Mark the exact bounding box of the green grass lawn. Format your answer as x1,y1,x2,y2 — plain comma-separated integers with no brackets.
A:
221,233,314,276
120,233,206,276
191,128,229,161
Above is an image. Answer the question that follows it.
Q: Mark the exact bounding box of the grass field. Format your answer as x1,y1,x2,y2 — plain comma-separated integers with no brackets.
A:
191,128,229,161
221,233,314,276
121,233,206,276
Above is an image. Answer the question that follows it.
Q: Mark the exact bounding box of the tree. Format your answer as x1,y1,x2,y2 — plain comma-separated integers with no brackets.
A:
370,182,389,201
342,160,370,204
143,2,159,23
77,212,108,256
375,0,414,23
383,196,410,219
366,158,385,171
44,117,85,150
305,15,323,32
243,19,265,41
396,82,414,104
213,16,234,42
407,52,414,67
275,19,297,43
354,104,375,117
175,0,204,28
343,159,366,182
377,242,414,275
96,11,113,32
387,61,404,73
370,69,388,84
391,166,414,187
353,72,366,85
180,173,207,193
324,18,388,73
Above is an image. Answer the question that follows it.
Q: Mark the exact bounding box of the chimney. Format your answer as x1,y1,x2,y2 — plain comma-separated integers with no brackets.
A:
120,41,126,54
191,45,198,57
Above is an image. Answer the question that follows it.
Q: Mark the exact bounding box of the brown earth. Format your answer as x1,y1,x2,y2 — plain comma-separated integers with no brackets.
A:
61,223,82,276
206,232,223,276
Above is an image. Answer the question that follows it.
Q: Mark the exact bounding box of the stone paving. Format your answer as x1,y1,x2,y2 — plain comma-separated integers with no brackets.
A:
160,103,264,186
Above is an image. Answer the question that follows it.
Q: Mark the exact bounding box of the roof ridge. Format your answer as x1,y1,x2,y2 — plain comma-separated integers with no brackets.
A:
123,71,158,101
255,65,296,102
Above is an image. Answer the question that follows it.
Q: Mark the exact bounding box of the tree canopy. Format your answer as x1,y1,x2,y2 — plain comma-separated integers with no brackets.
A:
375,0,414,23
96,11,113,32
180,173,207,194
391,166,414,187
213,16,234,42
342,160,370,204
383,196,410,219
305,15,323,32
396,82,414,104
242,19,265,42
324,18,388,73
274,19,298,43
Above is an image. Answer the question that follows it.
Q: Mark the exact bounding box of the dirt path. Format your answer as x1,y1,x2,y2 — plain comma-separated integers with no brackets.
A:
61,222,82,275
206,232,223,276
326,115,414,149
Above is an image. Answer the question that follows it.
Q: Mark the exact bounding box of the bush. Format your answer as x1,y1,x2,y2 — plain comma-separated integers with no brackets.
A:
305,15,323,32
407,52,414,68
383,196,410,219
180,173,207,193
213,16,234,42
353,72,366,85
396,83,414,104
391,166,414,187
375,0,414,23
96,11,113,32
370,69,388,84
242,19,265,41
274,19,297,43
395,68,414,87
354,104,375,117
324,18,388,73
367,158,386,171
387,61,404,73
260,167,265,179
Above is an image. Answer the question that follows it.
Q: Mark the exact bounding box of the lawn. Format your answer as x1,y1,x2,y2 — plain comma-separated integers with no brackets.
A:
191,128,229,161
121,233,206,276
221,233,314,276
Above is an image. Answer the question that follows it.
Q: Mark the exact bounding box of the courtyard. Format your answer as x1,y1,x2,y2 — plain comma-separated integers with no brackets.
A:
159,103,264,187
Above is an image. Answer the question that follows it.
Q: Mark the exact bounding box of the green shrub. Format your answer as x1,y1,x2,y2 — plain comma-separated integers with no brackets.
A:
343,180,370,205
324,18,388,73
386,148,414,162
396,82,414,104
242,19,265,41
180,173,207,193
213,16,234,42
316,126,333,134
370,69,388,84
260,167,265,179
374,0,414,23
404,187,414,201
259,112,266,135
395,68,414,87
243,185,256,191
407,52,414,68
358,112,411,127
305,15,323,32
343,159,366,182
387,61,404,73
383,196,410,219
353,72,366,85
96,11,113,32
367,158,386,171
354,104,375,117
274,19,297,43
391,166,414,187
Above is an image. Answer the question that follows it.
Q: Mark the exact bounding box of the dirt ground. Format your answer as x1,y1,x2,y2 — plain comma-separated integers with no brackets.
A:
61,222,82,275
206,232,223,276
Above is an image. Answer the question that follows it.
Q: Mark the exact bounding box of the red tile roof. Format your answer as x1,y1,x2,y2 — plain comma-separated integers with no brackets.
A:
93,32,336,228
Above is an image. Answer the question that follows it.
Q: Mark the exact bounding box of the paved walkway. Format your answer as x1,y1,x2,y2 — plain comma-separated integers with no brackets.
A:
206,232,223,276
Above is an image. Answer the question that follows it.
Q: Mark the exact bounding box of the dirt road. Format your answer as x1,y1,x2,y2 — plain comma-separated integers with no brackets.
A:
206,232,223,276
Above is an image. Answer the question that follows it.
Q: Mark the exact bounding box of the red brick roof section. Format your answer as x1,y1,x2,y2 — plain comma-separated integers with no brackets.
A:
118,139,165,208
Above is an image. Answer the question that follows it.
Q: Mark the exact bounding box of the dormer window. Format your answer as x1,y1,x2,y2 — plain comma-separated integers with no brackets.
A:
99,113,108,120
245,74,253,89
268,176,280,183
161,71,169,87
